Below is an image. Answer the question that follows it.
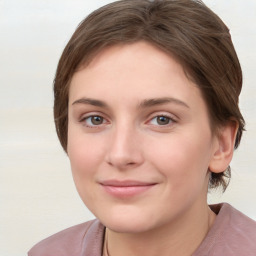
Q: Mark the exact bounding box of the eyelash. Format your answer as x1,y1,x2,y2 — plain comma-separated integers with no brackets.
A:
79,113,177,128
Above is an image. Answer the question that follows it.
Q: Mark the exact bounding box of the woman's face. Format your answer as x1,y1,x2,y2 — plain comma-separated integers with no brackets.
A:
67,41,220,233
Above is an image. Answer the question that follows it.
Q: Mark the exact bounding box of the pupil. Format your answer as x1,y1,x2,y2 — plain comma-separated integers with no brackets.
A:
157,116,169,125
92,116,103,125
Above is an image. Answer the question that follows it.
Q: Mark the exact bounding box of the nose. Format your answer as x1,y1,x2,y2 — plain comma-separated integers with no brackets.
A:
105,124,144,170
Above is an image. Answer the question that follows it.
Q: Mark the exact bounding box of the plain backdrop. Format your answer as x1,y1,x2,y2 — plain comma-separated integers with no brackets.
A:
0,1,255,255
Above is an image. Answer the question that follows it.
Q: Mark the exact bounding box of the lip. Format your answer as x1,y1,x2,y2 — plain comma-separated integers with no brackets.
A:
99,180,157,198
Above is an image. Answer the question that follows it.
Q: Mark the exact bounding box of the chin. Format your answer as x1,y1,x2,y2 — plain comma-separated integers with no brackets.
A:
96,207,158,234
105,219,153,234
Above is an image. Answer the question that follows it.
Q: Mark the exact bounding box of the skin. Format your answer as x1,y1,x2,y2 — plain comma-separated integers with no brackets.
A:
67,41,236,256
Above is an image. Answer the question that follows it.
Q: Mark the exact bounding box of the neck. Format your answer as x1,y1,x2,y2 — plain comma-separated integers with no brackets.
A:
105,203,216,256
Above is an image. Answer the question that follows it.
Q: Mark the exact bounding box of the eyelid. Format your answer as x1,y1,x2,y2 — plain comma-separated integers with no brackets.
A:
79,111,108,120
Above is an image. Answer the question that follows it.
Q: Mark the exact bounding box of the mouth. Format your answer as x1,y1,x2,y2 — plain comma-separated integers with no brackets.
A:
99,180,157,198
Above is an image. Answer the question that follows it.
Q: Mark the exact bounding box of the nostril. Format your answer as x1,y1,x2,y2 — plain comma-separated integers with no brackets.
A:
127,161,136,166
105,153,142,169
106,159,136,168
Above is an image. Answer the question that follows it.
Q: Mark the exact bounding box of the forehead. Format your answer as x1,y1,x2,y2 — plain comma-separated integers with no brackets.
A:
69,41,200,101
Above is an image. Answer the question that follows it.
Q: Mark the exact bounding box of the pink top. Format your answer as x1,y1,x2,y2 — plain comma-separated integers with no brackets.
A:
28,203,256,256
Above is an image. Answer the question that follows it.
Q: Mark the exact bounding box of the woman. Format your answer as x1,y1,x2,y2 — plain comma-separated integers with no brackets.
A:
29,0,256,255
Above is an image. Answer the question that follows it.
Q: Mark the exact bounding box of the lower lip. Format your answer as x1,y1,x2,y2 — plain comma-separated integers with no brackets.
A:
101,185,155,198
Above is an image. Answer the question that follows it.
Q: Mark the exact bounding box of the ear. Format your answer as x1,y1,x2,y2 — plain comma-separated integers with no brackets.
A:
209,120,238,173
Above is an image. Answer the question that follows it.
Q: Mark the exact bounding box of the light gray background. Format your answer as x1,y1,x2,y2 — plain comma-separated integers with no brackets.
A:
0,1,255,255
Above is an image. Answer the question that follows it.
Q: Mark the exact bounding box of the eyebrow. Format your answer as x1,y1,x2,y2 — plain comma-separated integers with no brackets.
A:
72,98,108,108
72,97,189,109
139,97,190,109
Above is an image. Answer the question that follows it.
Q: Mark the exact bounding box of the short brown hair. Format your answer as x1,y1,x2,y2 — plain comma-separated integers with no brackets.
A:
54,0,245,191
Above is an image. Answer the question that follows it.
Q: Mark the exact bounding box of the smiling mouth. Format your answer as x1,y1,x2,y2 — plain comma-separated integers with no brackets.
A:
99,180,157,198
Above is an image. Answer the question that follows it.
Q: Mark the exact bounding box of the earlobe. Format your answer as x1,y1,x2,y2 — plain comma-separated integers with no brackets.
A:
209,121,238,173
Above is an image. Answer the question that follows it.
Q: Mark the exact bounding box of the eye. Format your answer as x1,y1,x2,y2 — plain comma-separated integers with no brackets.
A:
81,115,107,127
149,115,174,126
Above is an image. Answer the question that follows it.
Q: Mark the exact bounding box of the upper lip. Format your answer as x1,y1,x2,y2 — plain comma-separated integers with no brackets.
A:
99,180,157,187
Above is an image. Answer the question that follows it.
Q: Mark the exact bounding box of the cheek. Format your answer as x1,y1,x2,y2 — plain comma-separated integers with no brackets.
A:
68,144,100,211
67,130,105,196
148,133,212,189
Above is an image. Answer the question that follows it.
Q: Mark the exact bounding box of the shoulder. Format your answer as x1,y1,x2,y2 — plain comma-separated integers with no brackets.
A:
212,203,256,238
28,219,105,256
195,203,256,256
